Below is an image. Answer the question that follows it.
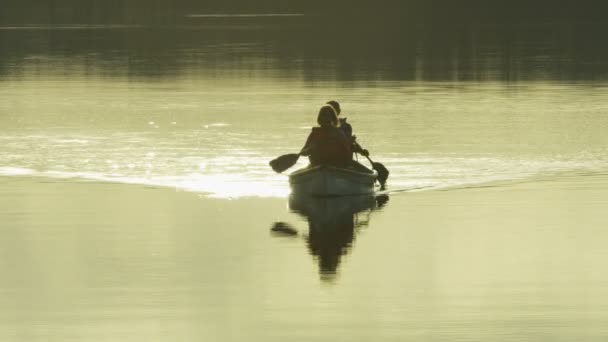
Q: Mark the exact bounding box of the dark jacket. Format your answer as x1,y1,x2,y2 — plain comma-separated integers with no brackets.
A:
303,127,352,167
338,118,365,157
338,118,352,139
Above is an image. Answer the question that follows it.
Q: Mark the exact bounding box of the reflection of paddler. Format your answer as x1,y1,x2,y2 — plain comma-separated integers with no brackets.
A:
288,194,385,281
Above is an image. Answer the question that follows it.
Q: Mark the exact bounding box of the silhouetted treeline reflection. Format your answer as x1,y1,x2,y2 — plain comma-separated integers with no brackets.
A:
2,18,608,82
2,1,608,82
271,194,389,281
2,0,608,25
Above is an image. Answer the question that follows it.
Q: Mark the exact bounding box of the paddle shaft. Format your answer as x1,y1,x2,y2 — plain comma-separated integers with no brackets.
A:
353,140,374,163
362,154,375,165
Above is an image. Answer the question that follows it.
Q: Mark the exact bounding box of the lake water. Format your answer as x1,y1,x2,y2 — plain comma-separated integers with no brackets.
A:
1,18,608,341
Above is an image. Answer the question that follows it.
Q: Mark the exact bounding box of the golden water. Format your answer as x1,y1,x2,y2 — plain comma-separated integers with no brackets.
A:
1,22,608,341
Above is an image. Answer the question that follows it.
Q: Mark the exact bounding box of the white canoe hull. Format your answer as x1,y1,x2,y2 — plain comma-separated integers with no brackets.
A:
289,165,377,197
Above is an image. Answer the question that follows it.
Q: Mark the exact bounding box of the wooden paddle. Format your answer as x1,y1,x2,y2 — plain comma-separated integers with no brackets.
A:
269,153,301,173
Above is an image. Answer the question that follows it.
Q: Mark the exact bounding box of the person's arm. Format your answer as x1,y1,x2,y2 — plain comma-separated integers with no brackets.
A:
300,129,316,156
352,136,369,156
343,120,368,156
300,146,311,156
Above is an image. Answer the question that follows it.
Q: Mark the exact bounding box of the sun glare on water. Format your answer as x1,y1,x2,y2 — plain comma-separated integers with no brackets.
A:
174,173,290,199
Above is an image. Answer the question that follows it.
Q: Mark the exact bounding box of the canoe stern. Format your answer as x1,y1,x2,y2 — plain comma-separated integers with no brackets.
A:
289,165,376,196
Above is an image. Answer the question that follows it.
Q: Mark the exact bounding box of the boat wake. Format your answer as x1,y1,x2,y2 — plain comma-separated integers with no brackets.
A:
0,166,288,198
1,151,606,199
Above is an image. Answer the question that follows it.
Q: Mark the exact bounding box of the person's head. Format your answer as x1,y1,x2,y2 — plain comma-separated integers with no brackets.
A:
317,105,338,128
326,100,341,116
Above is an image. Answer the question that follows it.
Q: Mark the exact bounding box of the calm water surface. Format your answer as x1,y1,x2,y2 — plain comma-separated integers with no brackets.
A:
1,22,608,341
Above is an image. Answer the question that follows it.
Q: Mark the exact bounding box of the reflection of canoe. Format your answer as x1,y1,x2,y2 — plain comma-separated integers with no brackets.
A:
288,194,379,279
289,193,376,224
289,165,377,196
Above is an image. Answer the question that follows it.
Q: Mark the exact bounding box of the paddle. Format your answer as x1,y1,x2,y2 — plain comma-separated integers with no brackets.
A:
354,141,389,188
367,156,389,188
269,153,301,173
269,140,389,187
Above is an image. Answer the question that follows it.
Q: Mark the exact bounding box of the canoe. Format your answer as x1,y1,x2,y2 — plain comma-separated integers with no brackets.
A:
289,164,377,196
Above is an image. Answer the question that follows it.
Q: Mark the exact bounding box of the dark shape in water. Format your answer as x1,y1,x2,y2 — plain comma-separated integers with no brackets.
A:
288,194,389,281
270,221,298,236
370,161,389,189
376,194,390,208
354,141,389,189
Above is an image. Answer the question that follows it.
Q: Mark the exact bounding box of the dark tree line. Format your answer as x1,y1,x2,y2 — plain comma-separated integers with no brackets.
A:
1,0,607,25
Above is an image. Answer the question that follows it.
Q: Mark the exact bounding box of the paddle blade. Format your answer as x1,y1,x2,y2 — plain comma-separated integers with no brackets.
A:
269,153,300,173
372,162,389,187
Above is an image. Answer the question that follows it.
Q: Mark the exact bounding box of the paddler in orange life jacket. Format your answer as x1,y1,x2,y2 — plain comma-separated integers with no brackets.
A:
300,105,352,168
